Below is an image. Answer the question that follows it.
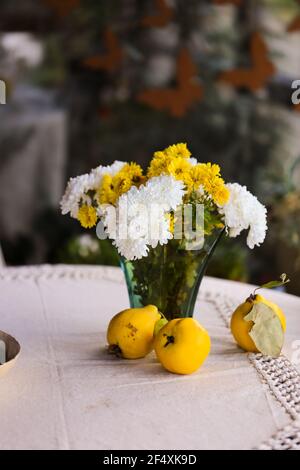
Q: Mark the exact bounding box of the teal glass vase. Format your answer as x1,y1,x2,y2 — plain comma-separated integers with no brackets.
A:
120,229,224,320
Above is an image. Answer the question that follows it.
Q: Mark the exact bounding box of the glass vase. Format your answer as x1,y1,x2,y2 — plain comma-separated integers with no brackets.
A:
120,229,224,320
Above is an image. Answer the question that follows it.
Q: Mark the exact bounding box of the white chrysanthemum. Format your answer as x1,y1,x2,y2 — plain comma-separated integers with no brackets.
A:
60,161,126,218
220,183,267,249
91,160,125,187
102,175,185,260
60,173,94,218
143,175,186,210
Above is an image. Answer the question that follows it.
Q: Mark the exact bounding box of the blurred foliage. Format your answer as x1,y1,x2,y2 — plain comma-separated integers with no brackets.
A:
270,159,300,243
261,157,300,295
206,236,249,282
263,0,299,14
30,35,66,87
272,191,300,253
58,235,119,266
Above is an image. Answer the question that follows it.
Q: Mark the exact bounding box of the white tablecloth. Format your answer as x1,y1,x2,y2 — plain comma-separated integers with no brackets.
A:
0,265,299,450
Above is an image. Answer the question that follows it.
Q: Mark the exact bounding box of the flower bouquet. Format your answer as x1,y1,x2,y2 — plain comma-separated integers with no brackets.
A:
61,143,267,319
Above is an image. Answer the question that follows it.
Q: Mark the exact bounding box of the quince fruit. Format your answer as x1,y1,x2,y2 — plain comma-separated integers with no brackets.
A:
154,318,210,375
107,305,161,359
230,275,289,357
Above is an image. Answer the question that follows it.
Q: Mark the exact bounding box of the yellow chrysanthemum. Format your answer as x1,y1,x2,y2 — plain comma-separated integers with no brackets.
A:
167,157,192,187
189,163,229,205
164,143,191,159
121,162,144,185
98,174,117,205
209,181,230,206
166,212,175,234
77,204,97,228
187,165,204,192
153,150,166,160
147,143,191,178
191,163,220,186
147,153,170,178
98,163,144,205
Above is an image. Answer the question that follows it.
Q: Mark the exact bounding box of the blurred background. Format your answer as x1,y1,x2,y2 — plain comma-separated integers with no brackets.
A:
0,0,300,295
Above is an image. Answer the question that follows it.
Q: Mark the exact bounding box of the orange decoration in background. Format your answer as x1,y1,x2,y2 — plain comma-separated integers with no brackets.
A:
83,29,123,73
287,0,300,32
138,48,203,117
287,16,300,32
141,0,173,28
43,0,80,17
218,32,275,92
294,103,300,112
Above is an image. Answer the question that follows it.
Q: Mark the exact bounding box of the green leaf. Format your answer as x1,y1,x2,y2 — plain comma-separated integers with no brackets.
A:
154,318,168,336
244,303,284,357
259,273,290,290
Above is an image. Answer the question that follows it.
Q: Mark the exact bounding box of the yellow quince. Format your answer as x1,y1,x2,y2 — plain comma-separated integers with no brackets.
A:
107,305,161,359
230,275,289,357
154,318,210,375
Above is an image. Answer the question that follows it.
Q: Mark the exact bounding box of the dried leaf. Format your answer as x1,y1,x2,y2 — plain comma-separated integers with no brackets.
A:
244,303,284,357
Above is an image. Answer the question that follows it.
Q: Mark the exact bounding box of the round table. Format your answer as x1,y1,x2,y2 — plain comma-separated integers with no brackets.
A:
0,265,299,450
